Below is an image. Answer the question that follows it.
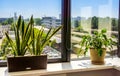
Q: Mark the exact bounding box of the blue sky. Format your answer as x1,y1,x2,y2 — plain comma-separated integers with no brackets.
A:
0,0,119,18
72,0,119,18
0,0,61,18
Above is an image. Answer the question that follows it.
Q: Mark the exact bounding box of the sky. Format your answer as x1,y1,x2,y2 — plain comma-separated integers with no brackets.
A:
0,0,119,19
72,0,119,18
0,0,61,18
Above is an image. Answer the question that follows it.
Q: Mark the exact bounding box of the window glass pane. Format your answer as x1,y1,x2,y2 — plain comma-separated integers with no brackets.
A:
71,0,119,59
0,0,61,60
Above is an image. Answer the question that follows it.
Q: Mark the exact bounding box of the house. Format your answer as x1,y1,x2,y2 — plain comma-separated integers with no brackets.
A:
41,17,61,28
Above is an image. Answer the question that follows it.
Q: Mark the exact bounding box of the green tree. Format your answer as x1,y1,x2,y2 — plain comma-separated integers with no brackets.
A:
7,18,14,24
112,18,116,26
34,18,41,25
1,18,13,25
76,25,83,32
74,20,80,27
112,18,118,31
1,21,8,25
91,16,98,29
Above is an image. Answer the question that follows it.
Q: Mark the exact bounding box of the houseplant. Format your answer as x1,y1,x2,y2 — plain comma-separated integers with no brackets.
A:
5,15,62,72
77,29,116,65
5,15,34,72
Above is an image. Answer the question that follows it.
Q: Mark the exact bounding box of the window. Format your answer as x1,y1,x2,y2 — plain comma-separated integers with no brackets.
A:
0,0,61,61
0,0,120,65
71,0,119,59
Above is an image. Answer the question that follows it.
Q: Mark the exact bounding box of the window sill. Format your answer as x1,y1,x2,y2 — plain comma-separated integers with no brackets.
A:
1,57,120,76
0,60,7,67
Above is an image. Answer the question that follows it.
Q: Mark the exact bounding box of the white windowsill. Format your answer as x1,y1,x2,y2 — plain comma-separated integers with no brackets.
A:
1,57,120,76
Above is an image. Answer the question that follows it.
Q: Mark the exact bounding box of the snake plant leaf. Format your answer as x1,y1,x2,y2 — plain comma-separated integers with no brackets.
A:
36,30,41,55
5,15,33,56
31,26,62,56
41,28,52,48
15,17,21,55
21,20,25,40
5,32,17,56
17,16,21,31
41,26,62,51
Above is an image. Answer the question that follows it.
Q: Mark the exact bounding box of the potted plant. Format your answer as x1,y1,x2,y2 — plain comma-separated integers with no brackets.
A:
5,15,33,72
77,29,116,65
5,15,62,72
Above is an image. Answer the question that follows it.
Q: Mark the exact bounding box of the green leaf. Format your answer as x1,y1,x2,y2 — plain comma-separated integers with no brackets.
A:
77,28,116,57
17,15,21,30
21,20,25,40
5,32,16,56
101,29,107,33
5,15,33,56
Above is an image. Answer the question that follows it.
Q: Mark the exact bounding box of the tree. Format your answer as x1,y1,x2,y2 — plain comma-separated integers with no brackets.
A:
74,20,79,27
112,18,118,31
7,18,14,24
1,18,13,25
91,16,98,29
34,18,41,25
112,18,117,26
76,25,83,32
1,21,8,25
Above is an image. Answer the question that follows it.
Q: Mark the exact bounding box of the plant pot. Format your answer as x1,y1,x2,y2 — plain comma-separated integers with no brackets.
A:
7,55,47,72
90,48,106,65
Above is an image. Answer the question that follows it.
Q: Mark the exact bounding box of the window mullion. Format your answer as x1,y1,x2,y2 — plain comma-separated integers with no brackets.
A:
61,0,71,62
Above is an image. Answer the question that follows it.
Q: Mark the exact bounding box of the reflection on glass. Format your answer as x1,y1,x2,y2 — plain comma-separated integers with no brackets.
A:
71,0,118,59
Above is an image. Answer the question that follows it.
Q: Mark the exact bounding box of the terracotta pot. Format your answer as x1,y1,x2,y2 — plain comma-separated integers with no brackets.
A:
7,55,47,72
90,48,106,65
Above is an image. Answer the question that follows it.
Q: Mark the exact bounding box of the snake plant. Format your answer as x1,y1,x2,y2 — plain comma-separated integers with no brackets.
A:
5,15,62,56
5,15,33,56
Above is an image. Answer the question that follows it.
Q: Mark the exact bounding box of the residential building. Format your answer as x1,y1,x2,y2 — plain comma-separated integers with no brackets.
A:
0,18,7,23
41,17,61,28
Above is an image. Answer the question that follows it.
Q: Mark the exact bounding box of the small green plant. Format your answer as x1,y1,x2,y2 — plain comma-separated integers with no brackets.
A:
30,26,62,56
5,15,33,56
77,29,116,57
